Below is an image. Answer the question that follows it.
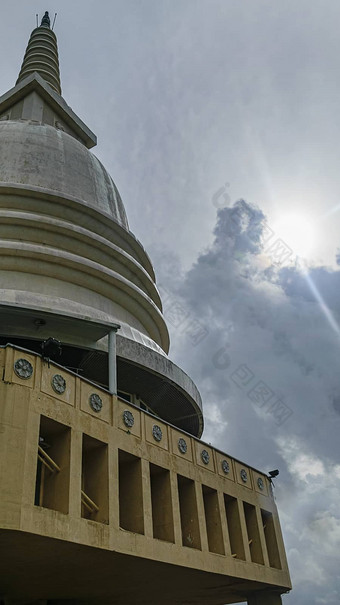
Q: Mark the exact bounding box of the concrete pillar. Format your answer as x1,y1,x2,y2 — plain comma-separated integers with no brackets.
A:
247,592,283,605
108,328,118,394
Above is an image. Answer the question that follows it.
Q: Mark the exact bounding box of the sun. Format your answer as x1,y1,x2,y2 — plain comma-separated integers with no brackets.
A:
271,212,317,260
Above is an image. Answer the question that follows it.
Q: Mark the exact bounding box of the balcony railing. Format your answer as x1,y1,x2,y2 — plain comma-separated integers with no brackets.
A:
0,344,291,598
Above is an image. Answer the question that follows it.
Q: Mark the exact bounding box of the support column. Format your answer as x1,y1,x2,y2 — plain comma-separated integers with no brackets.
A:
108,328,118,394
247,592,283,605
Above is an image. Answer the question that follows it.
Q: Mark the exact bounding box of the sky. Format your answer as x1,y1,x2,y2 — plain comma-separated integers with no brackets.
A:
1,2,340,603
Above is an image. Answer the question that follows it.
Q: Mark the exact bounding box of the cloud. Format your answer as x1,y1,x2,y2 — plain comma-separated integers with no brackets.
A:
158,200,340,604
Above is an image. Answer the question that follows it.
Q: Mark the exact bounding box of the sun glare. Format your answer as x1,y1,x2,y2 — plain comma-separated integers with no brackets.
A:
272,212,317,260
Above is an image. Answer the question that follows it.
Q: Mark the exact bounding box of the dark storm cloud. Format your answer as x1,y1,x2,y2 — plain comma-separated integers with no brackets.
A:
158,200,340,604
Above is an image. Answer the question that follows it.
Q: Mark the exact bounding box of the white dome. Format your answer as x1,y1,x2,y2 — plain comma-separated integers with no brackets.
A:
0,120,129,229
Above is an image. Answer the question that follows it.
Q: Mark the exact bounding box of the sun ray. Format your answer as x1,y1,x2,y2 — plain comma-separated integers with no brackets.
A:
298,260,340,340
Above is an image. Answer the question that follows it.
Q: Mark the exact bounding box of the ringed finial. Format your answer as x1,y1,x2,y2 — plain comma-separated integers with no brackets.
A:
41,11,51,28
16,10,61,94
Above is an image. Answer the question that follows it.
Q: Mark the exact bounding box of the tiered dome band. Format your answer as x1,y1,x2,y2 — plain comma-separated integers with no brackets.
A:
0,187,168,352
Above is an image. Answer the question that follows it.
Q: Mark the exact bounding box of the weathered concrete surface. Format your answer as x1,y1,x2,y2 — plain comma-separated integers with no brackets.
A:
247,591,284,604
0,115,203,432
0,72,97,148
0,121,128,226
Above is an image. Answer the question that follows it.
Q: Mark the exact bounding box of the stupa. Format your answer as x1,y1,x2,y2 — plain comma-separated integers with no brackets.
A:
0,13,291,605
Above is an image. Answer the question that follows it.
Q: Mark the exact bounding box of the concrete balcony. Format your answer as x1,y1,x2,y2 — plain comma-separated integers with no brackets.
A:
0,344,291,604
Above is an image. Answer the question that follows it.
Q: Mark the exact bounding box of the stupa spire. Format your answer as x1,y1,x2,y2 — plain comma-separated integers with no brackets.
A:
41,11,51,28
16,11,61,95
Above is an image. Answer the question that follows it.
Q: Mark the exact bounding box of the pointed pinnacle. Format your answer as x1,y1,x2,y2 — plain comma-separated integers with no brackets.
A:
16,16,61,95
41,11,51,28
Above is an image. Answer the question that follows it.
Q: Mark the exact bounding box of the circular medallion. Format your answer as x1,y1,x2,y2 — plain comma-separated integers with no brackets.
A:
89,393,103,413
221,459,230,475
123,410,134,428
14,358,33,380
51,374,66,394
257,477,264,490
152,424,162,442
240,469,248,483
201,449,210,465
178,438,187,454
